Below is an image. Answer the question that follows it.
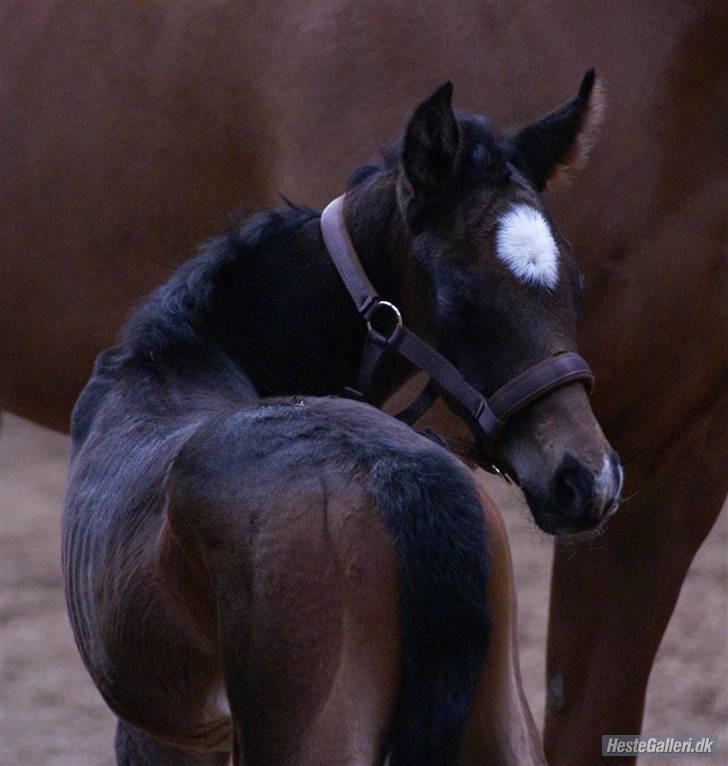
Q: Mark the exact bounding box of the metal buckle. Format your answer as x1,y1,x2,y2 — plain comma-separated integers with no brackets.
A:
366,300,403,340
485,461,514,485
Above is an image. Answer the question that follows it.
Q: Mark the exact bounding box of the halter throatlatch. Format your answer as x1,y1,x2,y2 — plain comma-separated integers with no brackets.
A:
320,195,594,450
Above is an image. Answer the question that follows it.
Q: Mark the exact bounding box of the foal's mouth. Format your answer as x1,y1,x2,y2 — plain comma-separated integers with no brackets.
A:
428,431,624,538
527,488,623,539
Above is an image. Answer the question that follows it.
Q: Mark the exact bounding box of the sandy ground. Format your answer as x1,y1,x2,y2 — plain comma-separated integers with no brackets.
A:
1,411,726,766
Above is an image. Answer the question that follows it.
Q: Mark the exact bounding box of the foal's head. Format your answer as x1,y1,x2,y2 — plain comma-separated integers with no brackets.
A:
357,72,621,535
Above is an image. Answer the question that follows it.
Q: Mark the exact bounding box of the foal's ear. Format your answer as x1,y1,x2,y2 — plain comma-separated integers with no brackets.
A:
398,82,460,228
509,69,605,191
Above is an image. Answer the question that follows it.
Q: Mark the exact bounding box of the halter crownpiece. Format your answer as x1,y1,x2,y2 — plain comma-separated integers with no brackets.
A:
320,195,594,450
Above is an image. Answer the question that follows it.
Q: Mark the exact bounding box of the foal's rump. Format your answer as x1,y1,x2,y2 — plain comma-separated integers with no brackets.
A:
163,396,491,765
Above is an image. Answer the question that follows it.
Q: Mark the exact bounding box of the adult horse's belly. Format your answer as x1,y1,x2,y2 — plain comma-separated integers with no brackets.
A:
1,0,724,456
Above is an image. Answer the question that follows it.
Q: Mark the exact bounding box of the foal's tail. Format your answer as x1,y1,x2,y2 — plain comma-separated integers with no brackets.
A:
370,450,490,766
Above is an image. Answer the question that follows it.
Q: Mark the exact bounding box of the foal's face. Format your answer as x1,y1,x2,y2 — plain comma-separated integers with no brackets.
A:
397,76,622,535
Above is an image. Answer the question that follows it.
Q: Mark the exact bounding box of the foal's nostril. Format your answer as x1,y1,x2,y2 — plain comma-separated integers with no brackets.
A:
552,456,595,521
602,451,624,514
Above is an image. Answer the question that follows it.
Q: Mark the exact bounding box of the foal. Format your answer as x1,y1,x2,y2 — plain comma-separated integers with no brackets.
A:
64,74,618,764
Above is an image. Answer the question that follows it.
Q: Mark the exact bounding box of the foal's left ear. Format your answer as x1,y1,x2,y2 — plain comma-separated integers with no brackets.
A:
398,82,460,228
509,69,605,191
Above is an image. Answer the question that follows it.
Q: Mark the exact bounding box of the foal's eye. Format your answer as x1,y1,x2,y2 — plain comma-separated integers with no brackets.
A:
471,143,491,168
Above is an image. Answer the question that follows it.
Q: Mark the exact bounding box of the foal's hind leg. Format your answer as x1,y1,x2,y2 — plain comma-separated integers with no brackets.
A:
115,720,230,766
167,408,404,765
194,476,398,766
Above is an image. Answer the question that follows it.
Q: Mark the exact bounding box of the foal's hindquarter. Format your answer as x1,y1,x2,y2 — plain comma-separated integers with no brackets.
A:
64,360,542,764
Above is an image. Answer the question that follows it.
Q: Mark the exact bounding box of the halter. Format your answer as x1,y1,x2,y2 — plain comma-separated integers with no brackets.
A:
320,195,594,453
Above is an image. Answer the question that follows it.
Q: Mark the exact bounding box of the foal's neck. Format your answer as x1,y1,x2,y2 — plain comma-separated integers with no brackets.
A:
225,174,420,400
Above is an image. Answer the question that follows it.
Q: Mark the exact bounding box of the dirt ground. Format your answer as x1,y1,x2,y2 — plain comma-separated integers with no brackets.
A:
1,411,726,766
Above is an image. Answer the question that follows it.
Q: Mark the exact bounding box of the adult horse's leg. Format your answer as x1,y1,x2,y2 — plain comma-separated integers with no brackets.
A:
115,720,229,766
544,397,728,765
165,398,495,766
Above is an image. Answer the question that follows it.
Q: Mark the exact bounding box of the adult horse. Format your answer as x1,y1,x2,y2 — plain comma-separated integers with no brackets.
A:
3,1,726,763
63,81,615,764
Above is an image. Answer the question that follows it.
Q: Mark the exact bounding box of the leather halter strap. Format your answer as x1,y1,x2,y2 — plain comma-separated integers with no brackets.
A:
320,195,594,446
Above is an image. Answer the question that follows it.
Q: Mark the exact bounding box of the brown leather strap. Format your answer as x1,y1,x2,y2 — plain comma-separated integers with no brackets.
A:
319,194,595,447
321,195,381,319
394,379,439,424
356,328,398,400
489,352,594,422
392,327,503,438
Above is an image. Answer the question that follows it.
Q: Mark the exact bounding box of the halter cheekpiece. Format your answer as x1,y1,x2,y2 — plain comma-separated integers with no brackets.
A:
320,195,594,452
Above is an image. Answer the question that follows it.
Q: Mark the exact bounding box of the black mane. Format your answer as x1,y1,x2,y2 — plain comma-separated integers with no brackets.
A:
122,205,319,365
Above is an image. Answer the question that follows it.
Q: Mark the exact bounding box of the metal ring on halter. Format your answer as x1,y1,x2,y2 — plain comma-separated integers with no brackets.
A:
366,300,403,339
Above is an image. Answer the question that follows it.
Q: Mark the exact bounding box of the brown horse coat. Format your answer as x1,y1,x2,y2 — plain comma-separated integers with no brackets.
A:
3,2,726,762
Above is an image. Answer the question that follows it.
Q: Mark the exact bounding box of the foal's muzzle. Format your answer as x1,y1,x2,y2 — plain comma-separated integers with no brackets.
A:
527,451,623,535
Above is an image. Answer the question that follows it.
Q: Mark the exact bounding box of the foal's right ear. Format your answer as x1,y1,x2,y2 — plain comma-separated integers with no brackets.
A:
508,69,605,191
398,82,460,229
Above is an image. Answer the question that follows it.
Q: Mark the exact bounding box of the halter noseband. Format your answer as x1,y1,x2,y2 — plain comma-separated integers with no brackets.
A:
320,195,594,451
